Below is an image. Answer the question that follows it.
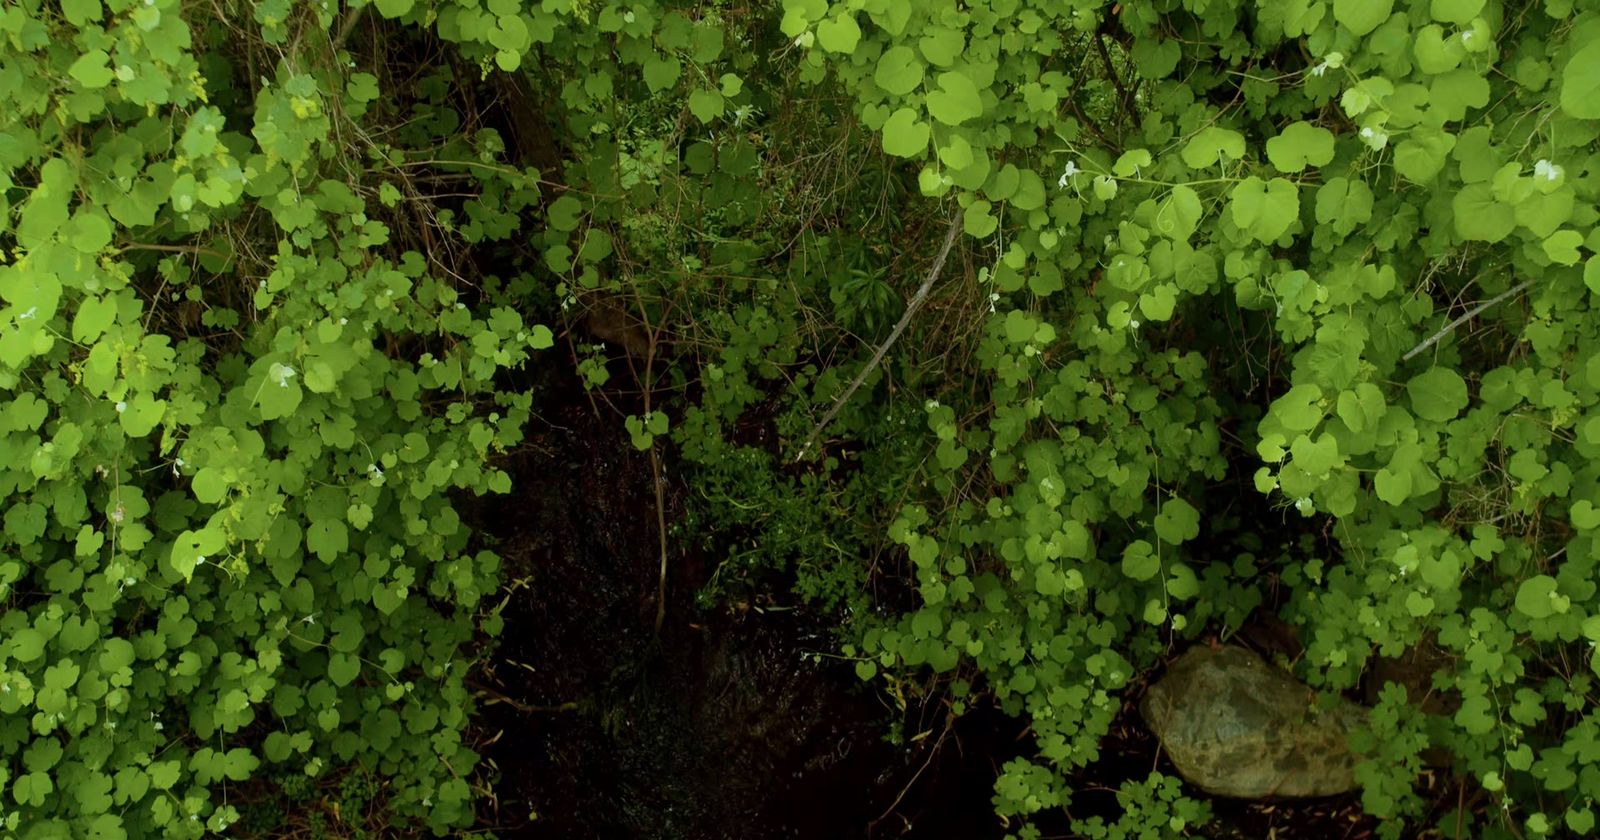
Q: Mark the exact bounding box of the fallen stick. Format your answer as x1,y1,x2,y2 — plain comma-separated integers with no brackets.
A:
1402,277,1535,362
793,209,965,462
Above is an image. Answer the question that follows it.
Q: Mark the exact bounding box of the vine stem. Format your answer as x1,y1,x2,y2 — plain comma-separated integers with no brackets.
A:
1401,278,1535,362
793,209,964,462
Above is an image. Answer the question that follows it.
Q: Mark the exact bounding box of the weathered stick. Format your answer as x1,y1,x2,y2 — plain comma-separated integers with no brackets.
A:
793,209,964,462
1402,278,1535,362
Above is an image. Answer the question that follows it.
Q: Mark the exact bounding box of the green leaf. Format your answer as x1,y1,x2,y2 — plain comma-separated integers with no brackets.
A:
1585,256,1600,297
926,71,982,126
1559,41,1600,120
1452,184,1515,243
1229,177,1298,243
1154,185,1203,240
1430,0,1484,23
1271,384,1325,432
1333,0,1392,35
1180,126,1246,169
373,0,413,18
688,89,724,123
1514,575,1560,619
1394,127,1456,183
881,108,929,158
1291,433,1342,476
1407,367,1469,422
62,0,101,25
328,652,360,686
1542,230,1583,266
9,628,45,661
307,519,349,563
192,467,228,504
874,46,924,95
642,56,682,93
170,527,225,581
119,394,166,437
69,50,114,89
1154,497,1199,544
816,13,861,54
1265,122,1335,172
918,27,964,67
1122,541,1160,581
964,202,997,238
1113,149,1152,177
72,295,118,343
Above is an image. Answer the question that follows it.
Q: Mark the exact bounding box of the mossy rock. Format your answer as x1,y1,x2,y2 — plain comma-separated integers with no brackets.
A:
1140,645,1367,799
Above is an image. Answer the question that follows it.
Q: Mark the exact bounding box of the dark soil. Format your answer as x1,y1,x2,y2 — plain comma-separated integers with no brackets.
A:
461,377,1415,840
467,394,1020,840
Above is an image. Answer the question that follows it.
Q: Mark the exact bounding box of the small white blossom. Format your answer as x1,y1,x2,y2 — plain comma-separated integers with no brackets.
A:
924,399,940,411
1294,497,1313,513
1310,62,1329,78
17,306,36,321
1359,127,1389,150
1534,159,1563,182
269,363,296,388
115,401,126,413
1057,160,1080,188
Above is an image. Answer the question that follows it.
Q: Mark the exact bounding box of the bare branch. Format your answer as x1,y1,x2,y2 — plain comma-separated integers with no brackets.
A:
1402,278,1535,362
793,210,964,462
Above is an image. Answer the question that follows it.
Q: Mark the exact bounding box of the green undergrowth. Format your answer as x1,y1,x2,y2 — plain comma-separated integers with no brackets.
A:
3,0,1600,837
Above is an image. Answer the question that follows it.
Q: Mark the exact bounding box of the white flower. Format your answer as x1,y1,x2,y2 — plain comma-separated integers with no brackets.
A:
924,399,940,411
115,401,126,413
368,463,384,479
269,363,296,388
1461,30,1474,45
1534,159,1563,182
1310,61,1329,78
1294,497,1313,513
17,306,36,321
1057,160,1080,188
1359,127,1389,150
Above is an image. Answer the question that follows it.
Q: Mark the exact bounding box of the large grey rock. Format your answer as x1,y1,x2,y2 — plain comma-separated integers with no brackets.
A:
1140,644,1367,798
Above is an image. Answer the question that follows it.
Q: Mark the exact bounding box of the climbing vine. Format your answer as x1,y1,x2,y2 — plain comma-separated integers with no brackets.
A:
2,0,1599,836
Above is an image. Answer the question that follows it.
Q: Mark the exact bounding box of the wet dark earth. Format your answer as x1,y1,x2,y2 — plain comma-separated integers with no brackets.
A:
466,398,1020,839
462,392,1397,840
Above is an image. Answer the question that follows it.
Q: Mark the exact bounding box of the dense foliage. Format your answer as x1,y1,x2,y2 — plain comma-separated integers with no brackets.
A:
2,0,1598,837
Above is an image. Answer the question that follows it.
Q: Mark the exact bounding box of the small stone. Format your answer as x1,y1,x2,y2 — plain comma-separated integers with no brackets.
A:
1140,645,1366,798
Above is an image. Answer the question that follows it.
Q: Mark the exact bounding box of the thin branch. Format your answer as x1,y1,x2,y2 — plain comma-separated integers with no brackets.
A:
330,5,365,53
117,242,231,260
793,210,964,463
1402,278,1535,362
1094,33,1136,129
